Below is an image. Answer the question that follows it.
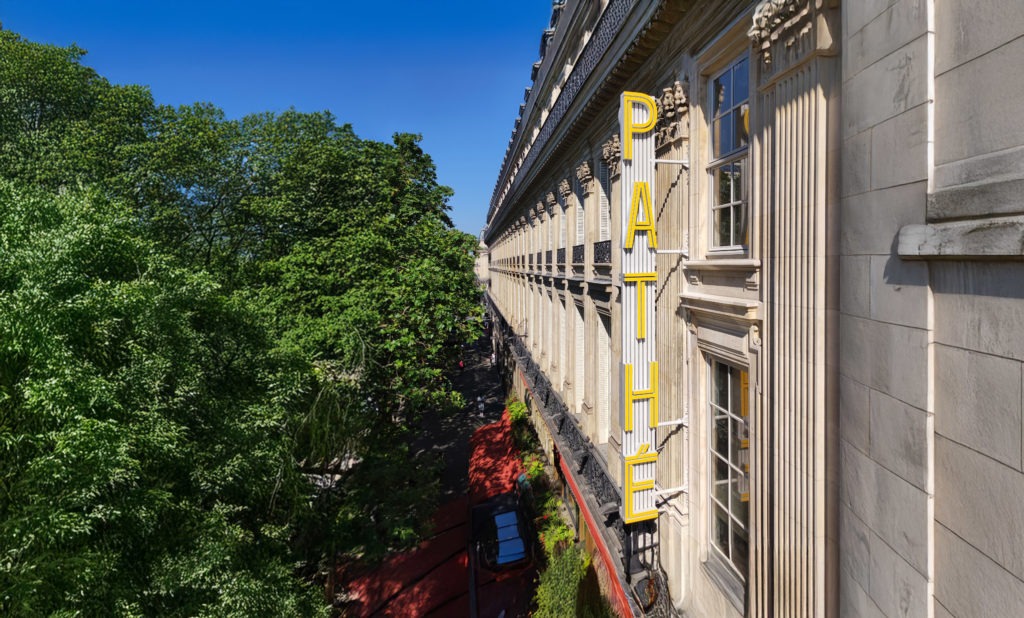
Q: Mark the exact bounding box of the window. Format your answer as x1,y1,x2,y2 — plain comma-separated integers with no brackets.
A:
708,358,750,581
575,181,585,245
559,202,567,248
573,303,585,413
708,56,750,249
598,159,611,242
597,313,611,443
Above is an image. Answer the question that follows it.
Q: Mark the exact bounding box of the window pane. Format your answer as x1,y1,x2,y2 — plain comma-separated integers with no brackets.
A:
714,454,730,483
714,478,729,506
733,158,746,204
714,206,732,247
731,418,744,463
733,204,747,247
714,417,729,455
712,360,729,405
731,473,749,524
714,112,734,159
735,103,750,149
714,505,730,556
713,73,731,117
729,362,742,412
731,526,749,577
733,57,749,105
715,165,732,206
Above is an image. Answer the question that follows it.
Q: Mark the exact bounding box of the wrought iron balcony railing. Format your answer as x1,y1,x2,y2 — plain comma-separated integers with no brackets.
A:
572,244,584,265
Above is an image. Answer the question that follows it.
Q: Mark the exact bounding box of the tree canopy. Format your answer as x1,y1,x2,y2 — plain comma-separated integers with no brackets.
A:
0,30,481,615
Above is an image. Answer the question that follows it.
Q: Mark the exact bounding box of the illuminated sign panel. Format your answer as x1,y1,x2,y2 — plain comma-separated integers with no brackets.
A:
619,92,659,523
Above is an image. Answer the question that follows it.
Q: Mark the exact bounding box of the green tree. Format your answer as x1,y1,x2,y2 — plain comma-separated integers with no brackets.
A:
0,29,484,610
251,122,483,562
0,182,321,616
122,104,484,563
0,31,153,190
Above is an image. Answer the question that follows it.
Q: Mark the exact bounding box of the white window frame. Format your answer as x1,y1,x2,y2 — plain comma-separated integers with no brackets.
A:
574,180,585,246
598,159,611,242
706,356,750,583
707,55,750,252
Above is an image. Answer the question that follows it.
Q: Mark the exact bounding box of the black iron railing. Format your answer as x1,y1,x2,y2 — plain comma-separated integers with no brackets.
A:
572,244,585,265
485,293,673,617
594,240,612,265
557,247,566,265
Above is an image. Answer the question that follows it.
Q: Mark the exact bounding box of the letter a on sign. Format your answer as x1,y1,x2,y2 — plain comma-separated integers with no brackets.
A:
625,181,657,250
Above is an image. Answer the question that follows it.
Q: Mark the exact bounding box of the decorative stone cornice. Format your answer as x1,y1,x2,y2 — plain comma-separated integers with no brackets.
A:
748,0,802,46
601,133,621,177
655,80,688,148
488,0,635,227
748,0,818,69
558,178,573,200
544,192,558,210
575,161,593,187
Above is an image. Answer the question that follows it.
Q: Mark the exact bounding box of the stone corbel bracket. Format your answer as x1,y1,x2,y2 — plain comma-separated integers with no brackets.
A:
655,80,689,148
558,178,573,200
576,160,594,190
601,133,621,177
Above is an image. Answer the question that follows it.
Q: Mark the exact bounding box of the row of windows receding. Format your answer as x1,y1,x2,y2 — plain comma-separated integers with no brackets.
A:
490,50,755,601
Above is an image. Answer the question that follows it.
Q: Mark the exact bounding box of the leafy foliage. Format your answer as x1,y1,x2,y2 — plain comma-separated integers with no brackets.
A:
0,30,482,614
0,31,153,190
508,400,528,425
0,183,321,616
534,546,590,618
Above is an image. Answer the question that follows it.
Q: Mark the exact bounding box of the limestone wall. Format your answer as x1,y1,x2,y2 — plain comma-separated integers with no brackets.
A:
841,1,1024,616
839,0,933,616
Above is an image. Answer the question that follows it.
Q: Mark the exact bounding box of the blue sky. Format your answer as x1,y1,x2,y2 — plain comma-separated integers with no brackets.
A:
0,1,553,235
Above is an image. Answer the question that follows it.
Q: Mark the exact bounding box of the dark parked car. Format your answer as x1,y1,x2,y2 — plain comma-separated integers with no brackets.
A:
471,491,533,572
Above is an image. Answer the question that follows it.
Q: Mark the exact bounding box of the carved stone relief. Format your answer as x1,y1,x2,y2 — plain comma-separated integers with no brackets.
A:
748,0,822,73
655,80,689,148
558,178,573,200
601,133,621,176
576,161,593,189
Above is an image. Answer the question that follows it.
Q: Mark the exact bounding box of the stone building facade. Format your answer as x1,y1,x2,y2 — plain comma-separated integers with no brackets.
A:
483,1,1024,616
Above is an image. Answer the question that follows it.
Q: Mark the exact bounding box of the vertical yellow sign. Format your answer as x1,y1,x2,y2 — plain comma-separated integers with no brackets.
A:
620,90,659,524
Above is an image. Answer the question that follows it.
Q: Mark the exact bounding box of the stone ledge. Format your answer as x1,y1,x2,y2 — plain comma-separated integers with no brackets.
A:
898,215,1024,259
928,175,1024,221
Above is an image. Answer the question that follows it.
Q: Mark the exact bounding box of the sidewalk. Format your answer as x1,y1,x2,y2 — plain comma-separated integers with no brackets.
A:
341,344,525,617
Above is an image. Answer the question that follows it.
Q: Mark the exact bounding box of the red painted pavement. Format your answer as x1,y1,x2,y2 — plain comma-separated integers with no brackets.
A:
342,410,528,617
